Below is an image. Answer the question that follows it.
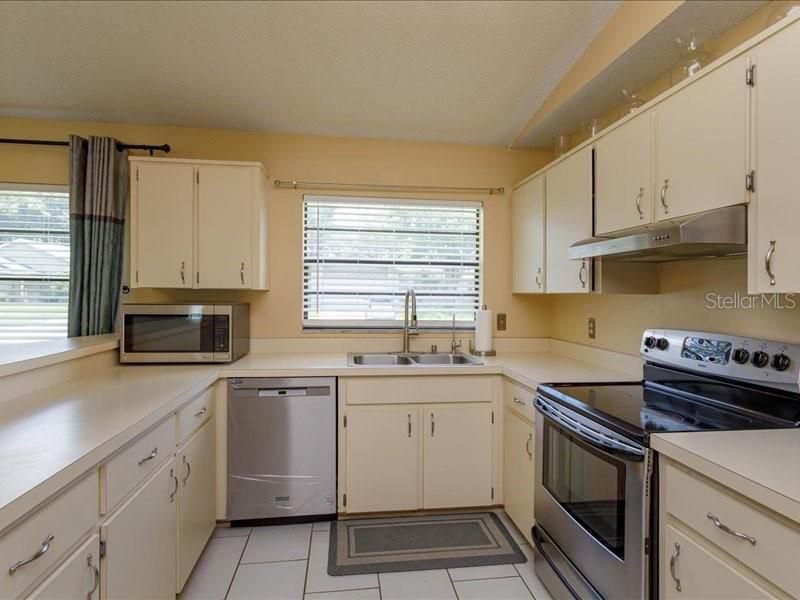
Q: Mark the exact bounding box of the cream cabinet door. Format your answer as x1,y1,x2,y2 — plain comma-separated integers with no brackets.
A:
545,148,593,293
662,525,773,600
512,174,546,293
655,53,750,222
132,162,195,288
101,457,177,600
749,20,800,293
423,404,493,509
177,417,216,592
196,165,254,289
28,534,100,600
595,112,654,234
503,409,534,544
344,406,419,513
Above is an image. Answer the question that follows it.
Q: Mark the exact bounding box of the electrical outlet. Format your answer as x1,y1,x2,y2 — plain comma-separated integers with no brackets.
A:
496,313,507,331
588,317,596,339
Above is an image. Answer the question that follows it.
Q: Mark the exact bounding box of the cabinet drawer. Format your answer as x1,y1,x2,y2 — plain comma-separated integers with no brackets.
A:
662,524,774,599
0,472,98,599
178,387,214,444
503,379,535,422
103,416,176,513
344,376,493,405
27,533,100,600
664,462,800,597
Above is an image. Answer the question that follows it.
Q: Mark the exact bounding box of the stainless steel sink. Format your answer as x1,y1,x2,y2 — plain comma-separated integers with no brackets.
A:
409,353,482,365
347,352,482,367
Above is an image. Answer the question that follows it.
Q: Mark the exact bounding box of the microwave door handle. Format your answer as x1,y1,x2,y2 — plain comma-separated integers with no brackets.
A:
534,396,646,462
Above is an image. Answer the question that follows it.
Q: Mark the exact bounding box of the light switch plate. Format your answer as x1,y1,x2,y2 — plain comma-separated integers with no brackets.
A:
588,317,596,339
497,313,507,331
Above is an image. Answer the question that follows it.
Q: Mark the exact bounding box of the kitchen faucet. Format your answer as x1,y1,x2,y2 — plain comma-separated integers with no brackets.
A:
402,289,418,353
451,314,462,353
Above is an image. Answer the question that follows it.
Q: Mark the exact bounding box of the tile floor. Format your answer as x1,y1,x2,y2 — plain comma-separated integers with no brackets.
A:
179,512,553,600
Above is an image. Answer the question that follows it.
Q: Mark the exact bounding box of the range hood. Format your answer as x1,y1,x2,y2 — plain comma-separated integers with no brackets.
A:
569,205,747,262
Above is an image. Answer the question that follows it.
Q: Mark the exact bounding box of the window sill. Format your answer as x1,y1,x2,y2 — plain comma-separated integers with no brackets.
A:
0,334,119,379
302,327,476,334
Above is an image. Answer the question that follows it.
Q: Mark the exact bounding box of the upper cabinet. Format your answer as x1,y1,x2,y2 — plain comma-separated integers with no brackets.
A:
546,147,593,294
130,158,269,290
749,18,800,294
655,53,751,222
512,173,546,293
595,111,654,235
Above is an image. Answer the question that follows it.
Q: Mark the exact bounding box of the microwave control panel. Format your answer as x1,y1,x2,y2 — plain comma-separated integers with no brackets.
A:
214,315,230,352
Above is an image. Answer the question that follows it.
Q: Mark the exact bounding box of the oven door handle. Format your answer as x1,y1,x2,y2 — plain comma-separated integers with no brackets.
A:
535,396,646,462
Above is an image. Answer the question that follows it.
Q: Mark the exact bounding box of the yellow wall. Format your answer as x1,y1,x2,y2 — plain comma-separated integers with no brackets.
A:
0,116,551,340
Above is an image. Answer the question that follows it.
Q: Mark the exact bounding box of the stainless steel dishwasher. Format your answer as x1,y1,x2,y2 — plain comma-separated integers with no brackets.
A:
227,377,336,522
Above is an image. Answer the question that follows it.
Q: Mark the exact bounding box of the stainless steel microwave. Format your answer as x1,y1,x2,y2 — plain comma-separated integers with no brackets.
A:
120,303,250,363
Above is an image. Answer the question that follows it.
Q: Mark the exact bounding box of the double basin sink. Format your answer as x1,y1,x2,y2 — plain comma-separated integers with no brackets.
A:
347,352,483,367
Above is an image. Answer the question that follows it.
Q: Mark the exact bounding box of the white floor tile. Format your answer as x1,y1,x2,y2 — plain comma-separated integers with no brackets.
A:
241,523,312,563
448,563,519,581
494,510,528,546
312,520,331,531
514,544,554,600
305,530,378,593
179,536,247,600
227,561,307,600
379,569,456,600
454,576,533,600
212,525,251,538
304,590,381,600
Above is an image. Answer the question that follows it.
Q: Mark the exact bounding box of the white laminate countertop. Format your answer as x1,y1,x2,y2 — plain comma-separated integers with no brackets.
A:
652,429,800,524
0,350,637,532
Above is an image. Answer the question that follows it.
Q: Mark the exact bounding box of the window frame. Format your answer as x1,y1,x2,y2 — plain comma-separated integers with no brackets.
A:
0,182,71,344
300,194,484,332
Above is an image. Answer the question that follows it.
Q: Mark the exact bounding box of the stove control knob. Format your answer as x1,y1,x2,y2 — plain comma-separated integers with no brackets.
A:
644,336,657,349
732,348,750,364
752,350,770,368
656,338,669,350
771,353,791,372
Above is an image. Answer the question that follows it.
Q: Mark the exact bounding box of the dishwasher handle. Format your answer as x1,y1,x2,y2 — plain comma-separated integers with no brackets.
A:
257,388,308,397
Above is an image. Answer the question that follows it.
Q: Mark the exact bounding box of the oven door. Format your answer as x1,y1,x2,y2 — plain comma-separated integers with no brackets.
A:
534,395,651,600
120,304,219,363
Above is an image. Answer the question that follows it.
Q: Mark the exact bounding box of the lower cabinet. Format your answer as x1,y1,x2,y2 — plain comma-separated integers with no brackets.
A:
177,417,217,592
422,404,493,509
101,458,178,600
503,408,534,544
28,534,101,600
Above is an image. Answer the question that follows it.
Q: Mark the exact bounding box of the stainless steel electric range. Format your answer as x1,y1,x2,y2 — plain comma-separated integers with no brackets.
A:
532,329,800,600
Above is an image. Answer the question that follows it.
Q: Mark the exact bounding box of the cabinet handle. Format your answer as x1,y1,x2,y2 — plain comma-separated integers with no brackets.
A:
431,413,435,437
8,533,54,575
180,261,185,284
669,542,681,591
87,553,100,599
578,260,587,288
182,455,191,487
169,468,178,503
525,433,533,458
765,240,776,286
535,267,542,289
195,406,207,417
635,187,645,219
408,414,412,438
138,447,158,466
706,513,756,545
660,179,670,214
513,396,526,406
240,262,245,285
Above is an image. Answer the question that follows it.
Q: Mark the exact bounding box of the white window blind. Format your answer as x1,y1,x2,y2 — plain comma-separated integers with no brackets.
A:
0,186,70,343
303,195,482,329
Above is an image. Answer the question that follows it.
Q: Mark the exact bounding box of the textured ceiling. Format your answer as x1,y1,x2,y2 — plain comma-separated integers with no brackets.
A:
0,0,620,146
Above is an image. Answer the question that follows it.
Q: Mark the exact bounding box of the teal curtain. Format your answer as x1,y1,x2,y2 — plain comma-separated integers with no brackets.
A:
67,135,128,337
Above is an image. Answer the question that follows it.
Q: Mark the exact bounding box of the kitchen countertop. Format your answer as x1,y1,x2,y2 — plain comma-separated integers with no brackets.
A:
0,350,637,532
652,429,800,524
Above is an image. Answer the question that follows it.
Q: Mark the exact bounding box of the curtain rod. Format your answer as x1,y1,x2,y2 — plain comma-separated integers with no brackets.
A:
273,179,504,195
0,137,171,155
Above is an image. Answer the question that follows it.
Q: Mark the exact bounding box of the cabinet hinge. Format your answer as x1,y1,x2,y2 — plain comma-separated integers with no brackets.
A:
196,272,199,285
135,168,139,182
343,493,347,507
99,540,106,559
196,171,200,184
491,411,494,424
135,270,139,284
746,64,756,87
746,170,756,193
343,414,347,428
491,487,494,500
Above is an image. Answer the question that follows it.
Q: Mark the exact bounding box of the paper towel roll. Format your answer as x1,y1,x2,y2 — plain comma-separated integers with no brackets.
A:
475,307,493,352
